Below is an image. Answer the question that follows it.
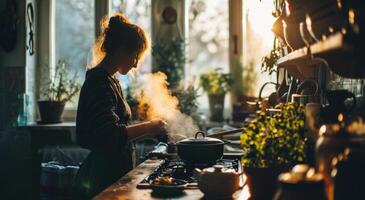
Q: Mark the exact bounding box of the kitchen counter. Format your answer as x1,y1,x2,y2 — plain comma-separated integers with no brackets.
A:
94,159,250,200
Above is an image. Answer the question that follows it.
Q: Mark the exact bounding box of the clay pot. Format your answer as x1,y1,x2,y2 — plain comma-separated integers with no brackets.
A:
244,167,289,200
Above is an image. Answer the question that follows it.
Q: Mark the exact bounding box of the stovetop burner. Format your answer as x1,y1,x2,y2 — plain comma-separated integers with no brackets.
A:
137,158,241,189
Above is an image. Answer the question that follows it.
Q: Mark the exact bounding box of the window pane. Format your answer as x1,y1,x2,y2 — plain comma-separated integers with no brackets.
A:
189,0,229,109
189,0,229,75
55,0,95,107
111,0,152,75
244,1,277,97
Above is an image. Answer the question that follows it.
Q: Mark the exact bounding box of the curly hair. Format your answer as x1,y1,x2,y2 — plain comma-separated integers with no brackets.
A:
88,13,150,68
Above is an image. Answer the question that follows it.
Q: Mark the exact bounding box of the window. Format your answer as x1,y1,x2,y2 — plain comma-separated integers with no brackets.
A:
188,0,229,110
48,0,277,118
111,0,152,89
110,0,152,89
55,0,95,108
244,0,277,97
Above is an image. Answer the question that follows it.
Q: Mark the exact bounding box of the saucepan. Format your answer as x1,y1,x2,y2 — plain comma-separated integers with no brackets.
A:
176,129,242,166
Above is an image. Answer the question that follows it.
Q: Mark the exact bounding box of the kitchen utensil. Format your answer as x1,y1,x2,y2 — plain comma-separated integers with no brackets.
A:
177,131,226,166
297,79,318,96
286,77,299,103
300,20,315,46
291,93,314,105
207,128,244,139
282,0,308,50
305,0,343,41
195,165,243,198
305,103,322,140
291,79,319,105
321,90,357,123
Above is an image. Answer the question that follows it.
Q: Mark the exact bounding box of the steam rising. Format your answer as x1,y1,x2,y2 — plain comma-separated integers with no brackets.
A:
136,72,198,141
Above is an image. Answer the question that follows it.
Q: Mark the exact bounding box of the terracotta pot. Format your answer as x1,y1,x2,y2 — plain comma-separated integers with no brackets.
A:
37,101,66,124
244,167,289,200
208,94,225,122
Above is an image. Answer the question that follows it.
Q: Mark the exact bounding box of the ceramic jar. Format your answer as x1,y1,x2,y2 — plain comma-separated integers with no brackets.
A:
274,164,326,200
315,123,352,200
195,165,243,198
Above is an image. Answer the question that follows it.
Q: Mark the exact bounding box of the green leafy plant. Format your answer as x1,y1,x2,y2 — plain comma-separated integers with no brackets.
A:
261,46,282,75
173,85,199,116
152,39,187,89
199,68,233,95
240,103,307,168
41,59,81,102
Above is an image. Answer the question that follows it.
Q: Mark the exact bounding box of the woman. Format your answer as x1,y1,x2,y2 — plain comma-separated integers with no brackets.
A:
75,13,166,199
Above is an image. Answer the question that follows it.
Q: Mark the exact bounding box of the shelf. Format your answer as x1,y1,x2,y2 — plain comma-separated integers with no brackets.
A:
277,32,365,79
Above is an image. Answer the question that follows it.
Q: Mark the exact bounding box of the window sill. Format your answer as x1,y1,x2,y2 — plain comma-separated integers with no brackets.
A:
63,109,76,122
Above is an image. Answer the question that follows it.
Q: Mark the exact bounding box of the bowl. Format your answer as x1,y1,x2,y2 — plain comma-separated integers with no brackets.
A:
150,177,187,196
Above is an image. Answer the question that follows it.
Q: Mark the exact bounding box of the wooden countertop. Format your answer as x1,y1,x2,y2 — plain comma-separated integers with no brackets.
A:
94,159,250,200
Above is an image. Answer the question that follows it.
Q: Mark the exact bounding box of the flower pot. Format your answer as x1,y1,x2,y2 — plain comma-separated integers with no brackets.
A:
244,167,289,200
208,94,225,122
37,101,66,124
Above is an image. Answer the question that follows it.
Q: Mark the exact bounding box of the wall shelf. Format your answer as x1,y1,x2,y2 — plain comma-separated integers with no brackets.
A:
277,32,365,79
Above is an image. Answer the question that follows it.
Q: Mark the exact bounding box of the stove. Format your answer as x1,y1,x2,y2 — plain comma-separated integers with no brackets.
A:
137,158,242,189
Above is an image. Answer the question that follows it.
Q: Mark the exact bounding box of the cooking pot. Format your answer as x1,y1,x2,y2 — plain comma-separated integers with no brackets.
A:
176,131,226,166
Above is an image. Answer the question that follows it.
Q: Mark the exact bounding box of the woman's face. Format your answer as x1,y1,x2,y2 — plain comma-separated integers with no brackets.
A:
116,51,139,75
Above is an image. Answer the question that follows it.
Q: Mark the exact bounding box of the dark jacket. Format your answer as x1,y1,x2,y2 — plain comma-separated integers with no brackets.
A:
74,67,132,199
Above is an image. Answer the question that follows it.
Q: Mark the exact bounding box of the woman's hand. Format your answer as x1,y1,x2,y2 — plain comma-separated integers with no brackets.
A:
126,119,167,141
148,119,168,137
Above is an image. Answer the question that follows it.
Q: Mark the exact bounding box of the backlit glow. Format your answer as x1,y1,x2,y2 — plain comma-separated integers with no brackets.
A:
246,0,275,46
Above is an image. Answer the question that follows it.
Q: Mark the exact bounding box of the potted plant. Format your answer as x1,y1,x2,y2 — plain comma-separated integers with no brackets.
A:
38,60,81,124
240,103,307,200
199,69,233,122
152,39,186,89
174,85,199,116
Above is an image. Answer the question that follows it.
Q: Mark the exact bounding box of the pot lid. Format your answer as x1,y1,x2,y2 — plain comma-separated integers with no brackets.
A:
197,165,241,181
203,165,236,174
177,131,224,145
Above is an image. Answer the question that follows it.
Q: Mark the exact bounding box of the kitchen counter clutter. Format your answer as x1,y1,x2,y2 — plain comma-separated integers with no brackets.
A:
94,102,365,200
94,158,250,200
95,131,248,199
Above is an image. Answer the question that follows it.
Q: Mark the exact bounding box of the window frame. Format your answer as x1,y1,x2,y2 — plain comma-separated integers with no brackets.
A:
35,0,273,122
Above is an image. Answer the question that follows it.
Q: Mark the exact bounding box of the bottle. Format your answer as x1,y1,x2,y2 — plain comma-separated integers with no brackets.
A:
16,93,29,126
315,121,353,200
332,128,365,200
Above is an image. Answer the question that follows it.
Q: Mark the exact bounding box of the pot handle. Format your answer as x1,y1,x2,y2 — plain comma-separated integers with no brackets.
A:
194,168,202,174
195,131,206,139
223,139,231,144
